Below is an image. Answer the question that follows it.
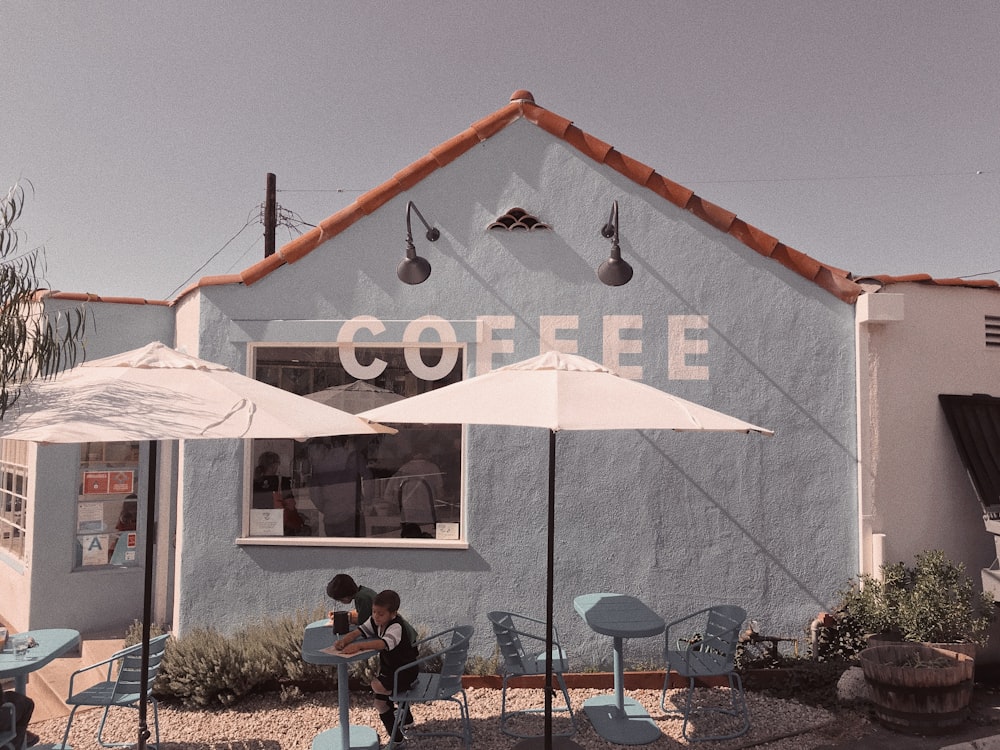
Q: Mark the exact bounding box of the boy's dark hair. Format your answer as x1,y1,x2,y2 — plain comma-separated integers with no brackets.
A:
326,573,359,600
374,589,401,613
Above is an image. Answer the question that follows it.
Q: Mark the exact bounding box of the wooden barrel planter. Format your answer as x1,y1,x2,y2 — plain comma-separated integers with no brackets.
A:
860,644,974,735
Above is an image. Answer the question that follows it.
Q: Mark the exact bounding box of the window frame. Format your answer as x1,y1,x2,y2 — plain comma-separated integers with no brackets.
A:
0,439,30,562
238,342,468,549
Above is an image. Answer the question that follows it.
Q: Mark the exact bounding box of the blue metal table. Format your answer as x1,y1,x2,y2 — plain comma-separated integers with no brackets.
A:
301,619,379,750
0,628,80,694
574,593,665,745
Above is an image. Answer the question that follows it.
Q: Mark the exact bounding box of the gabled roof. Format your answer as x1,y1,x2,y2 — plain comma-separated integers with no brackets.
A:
183,91,873,303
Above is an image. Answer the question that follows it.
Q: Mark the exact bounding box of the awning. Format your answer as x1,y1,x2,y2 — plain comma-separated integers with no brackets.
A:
939,393,1000,517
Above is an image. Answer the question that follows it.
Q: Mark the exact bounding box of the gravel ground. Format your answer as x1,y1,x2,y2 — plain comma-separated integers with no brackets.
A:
32,686,871,749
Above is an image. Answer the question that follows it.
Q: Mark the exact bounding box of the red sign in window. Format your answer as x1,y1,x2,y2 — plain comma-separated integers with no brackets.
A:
109,471,134,493
83,470,135,495
83,472,110,494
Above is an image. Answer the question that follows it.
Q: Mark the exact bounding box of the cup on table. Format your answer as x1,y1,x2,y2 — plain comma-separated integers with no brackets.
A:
332,611,350,635
0,626,7,651
12,635,28,660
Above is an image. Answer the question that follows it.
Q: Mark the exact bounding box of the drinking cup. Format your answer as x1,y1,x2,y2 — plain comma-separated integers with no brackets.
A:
333,611,350,635
13,635,28,660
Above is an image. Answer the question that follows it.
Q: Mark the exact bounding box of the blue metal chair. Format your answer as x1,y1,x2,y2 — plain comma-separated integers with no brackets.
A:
487,610,577,738
59,634,170,749
387,625,473,749
0,702,17,750
660,605,750,742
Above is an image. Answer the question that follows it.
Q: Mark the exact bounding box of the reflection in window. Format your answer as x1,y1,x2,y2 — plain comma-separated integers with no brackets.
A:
77,441,142,568
250,345,464,541
0,440,29,560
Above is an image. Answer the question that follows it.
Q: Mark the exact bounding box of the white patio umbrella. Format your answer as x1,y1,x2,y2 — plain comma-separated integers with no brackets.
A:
361,350,773,750
0,342,395,750
304,380,404,414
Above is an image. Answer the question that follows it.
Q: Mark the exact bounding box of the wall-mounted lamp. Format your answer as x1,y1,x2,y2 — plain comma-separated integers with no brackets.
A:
397,201,439,284
597,200,634,286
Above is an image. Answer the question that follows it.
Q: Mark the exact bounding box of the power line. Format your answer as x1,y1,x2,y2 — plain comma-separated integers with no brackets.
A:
685,168,996,186
277,188,365,194
165,215,257,299
958,268,1000,280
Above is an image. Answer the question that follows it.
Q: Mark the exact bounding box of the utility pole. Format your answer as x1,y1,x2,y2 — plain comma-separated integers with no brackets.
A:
264,172,277,257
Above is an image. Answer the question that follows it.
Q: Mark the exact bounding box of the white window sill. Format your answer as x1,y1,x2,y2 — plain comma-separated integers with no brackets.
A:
235,536,469,550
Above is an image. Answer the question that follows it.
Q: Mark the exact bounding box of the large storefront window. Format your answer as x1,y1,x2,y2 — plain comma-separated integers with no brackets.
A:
250,344,464,542
76,441,141,568
0,440,29,560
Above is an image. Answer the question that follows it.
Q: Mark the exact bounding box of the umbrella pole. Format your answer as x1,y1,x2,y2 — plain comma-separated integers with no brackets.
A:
137,441,157,750
513,431,582,750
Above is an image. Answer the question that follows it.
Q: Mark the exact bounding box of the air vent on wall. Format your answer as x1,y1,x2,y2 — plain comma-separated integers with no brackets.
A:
987,315,1000,348
488,207,550,231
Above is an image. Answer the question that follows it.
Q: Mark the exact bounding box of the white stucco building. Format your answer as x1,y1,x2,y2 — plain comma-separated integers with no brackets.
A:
3,91,998,665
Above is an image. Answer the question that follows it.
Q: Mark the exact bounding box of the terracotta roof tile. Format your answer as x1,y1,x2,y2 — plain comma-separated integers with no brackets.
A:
523,105,575,139
240,254,284,286
561,125,615,163
470,104,521,140
355,179,399,216
645,173,694,208
392,155,440,192
729,220,780,257
605,150,657,186
871,274,1000,290
35,290,170,306
431,130,480,168
178,89,866,303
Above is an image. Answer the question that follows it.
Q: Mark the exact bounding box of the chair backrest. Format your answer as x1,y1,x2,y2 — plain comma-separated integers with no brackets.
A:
487,611,528,675
111,633,170,700
700,605,746,665
433,625,473,698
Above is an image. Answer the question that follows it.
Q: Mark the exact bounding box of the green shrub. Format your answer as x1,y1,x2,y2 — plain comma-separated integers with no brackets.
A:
136,608,336,707
124,612,455,708
156,626,267,706
834,549,995,656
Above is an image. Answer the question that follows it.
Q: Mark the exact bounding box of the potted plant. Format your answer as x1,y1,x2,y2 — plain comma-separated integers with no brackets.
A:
835,549,994,655
834,550,995,734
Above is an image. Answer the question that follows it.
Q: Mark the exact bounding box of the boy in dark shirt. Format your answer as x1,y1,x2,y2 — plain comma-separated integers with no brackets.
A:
334,589,418,744
326,573,377,626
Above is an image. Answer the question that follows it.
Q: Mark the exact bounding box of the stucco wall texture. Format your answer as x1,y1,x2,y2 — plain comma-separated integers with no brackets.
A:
171,121,858,667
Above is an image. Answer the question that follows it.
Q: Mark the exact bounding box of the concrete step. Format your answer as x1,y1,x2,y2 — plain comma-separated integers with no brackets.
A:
27,632,125,724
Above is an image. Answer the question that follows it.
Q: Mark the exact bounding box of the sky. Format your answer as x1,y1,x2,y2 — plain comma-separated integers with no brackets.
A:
3,1,999,301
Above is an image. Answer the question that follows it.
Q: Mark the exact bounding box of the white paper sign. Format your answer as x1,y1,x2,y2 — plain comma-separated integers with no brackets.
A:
81,534,110,565
250,509,283,536
435,522,460,540
78,503,104,533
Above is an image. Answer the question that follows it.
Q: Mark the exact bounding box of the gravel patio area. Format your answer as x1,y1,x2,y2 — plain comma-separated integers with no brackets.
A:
31,685,872,749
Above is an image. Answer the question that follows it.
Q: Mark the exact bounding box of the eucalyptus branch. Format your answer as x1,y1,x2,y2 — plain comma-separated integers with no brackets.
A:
0,181,88,418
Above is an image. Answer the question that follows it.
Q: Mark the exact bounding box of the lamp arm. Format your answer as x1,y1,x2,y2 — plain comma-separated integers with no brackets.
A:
406,201,441,243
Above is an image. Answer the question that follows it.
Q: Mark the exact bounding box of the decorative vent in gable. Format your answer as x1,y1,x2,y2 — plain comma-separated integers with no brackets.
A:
987,316,1000,348
488,207,550,231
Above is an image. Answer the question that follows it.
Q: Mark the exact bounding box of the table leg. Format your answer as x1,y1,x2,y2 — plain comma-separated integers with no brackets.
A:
613,636,625,714
580,636,662,745
309,663,378,750
337,663,350,748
